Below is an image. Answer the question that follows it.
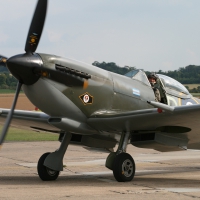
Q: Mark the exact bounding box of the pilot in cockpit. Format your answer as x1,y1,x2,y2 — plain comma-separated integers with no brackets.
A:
147,73,161,102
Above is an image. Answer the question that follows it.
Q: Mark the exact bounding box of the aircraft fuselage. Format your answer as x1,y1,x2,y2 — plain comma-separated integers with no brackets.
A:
22,53,155,123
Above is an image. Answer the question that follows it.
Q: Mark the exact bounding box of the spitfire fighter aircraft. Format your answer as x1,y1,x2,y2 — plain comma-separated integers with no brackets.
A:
1,0,200,182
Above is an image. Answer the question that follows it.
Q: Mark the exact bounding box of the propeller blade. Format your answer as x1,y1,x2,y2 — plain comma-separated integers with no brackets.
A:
25,0,48,53
0,82,22,149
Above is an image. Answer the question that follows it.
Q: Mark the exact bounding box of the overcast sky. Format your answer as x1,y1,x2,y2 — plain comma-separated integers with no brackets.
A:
1,0,200,71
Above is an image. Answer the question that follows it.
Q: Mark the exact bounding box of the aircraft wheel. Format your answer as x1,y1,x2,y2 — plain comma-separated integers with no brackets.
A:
113,153,135,182
37,152,60,181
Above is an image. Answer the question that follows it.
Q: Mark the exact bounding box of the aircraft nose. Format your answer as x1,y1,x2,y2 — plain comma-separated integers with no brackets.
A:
7,53,42,85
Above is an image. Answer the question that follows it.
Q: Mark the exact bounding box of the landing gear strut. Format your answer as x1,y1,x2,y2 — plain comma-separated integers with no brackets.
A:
37,132,72,181
106,132,135,182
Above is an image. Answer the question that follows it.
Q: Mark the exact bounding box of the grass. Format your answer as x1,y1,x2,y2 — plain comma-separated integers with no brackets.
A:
0,89,15,94
0,89,24,94
1,126,58,141
191,93,200,97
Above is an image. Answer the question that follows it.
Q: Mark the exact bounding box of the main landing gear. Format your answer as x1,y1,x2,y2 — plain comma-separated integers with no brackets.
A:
106,132,135,182
37,131,134,182
37,132,72,181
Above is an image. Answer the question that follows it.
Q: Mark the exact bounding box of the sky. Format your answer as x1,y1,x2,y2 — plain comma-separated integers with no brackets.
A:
1,0,200,72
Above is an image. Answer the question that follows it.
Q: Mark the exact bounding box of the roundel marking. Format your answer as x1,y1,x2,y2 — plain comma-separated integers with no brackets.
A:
79,92,93,105
83,94,89,103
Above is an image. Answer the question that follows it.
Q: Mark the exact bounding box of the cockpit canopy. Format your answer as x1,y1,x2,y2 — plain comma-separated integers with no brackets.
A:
124,69,190,96
157,74,189,95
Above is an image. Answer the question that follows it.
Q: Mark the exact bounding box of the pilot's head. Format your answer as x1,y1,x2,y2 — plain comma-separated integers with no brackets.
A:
148,73,157,86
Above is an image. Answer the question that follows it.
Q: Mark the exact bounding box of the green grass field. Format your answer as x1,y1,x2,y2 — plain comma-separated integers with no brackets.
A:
0,89,15,93
0,126,58,141
0,89,24,94
191,93,200,97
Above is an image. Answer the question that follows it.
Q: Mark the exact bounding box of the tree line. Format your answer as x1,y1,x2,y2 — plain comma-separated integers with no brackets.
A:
0,73,18,89
0,57,18,89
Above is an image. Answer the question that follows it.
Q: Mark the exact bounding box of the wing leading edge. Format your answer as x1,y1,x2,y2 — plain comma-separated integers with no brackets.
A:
0,109,59,132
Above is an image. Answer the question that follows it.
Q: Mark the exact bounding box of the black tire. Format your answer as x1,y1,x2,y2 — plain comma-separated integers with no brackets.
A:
37,152,60,181
113,153,135,182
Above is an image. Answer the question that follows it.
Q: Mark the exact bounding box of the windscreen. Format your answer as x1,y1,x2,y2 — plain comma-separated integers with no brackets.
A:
124,70,139,78
124,70,150,86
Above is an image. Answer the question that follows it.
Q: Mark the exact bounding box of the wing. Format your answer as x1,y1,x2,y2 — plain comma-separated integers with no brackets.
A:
0,108,59,133
87,101,200,151
0,108,116,150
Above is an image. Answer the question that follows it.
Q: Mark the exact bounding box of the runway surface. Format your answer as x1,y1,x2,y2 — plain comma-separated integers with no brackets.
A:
1,141,200,199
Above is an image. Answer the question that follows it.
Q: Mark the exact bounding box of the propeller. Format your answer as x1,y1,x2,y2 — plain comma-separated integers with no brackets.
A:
0,0,89,149
0,0,47,148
